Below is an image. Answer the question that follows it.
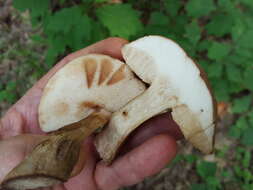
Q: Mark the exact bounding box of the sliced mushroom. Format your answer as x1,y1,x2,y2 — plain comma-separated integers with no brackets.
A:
1,54,146,190
39,54,146,132
95,36,216,163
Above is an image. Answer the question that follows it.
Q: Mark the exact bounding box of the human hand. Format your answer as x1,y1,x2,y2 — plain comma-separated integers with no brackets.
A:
0,38,182,190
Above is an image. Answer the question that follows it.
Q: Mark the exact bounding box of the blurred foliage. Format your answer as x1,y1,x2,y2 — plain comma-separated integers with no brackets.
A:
1,0,253,189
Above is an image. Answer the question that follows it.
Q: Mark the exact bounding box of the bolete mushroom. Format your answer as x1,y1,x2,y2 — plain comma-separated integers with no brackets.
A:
1,54,146,190
95,36,216,163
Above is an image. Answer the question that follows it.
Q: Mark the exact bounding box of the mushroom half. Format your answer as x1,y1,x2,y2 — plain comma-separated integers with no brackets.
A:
1,54,146,190
95,36,216,163
39,54,146,132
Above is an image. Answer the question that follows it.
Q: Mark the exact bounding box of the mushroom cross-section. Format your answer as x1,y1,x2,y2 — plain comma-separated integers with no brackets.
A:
95,36,216,163
39,54,146,132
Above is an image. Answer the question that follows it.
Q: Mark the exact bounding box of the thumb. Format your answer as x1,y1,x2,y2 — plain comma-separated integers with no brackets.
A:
0,135,46,183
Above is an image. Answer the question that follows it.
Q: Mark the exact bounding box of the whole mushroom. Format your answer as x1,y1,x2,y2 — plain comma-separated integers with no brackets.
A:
95,36,216,163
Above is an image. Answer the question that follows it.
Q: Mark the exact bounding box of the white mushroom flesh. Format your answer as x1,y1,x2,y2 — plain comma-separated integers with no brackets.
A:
39,54,146,132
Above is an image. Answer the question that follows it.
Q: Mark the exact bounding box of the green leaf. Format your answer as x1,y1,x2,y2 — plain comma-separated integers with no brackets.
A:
218,0,234,10
206,176,221,188
81,0,94,2
238,29,253,48
45,7,83,34
70,14,92,49
144,25,170,36
208,63,223,78
186,0,215,18
185,20,201,45
177,39,196,57
221,170,233,179
169,154,184,166
206,13,234,37
164,0,182,17
90,21,108,42
227,80,243,94
0,91,8,101
13,0,35,11
59,0,66,4
225,64,242,82
45,6,92,51
6,81,17,91
207,42,231,60
212,80,230,101
31,0,50,18
197,40,212,52
95,0,109,2
45,47,59,67
191,184,207,190
198,60,209,71
48,35,66,55
168,15,188,35
242,151,251,168
235,47,253,61
231,18,247,41
228,124,241,138
31,35,47,44
228,117,248,139
248,111,253,125
184,154,198,163
197,161,217,178
243,68,253,91
5,93,17,103
149,12,169,26
13,0,50,19
96,4,143,38
240,0,253,8
232,95,252,113
242,128,253,145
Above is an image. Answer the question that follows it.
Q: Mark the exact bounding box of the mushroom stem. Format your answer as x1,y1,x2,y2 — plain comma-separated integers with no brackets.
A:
95,84,175,163
1,112,109,190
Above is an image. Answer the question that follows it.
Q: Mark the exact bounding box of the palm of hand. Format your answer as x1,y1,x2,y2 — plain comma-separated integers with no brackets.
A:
0,38,180,190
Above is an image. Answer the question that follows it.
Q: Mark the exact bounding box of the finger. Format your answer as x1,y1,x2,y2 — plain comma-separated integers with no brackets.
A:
120,112,183,154
64,137,98,190
70,146,87,178
95,134,177,190
0,109,25,139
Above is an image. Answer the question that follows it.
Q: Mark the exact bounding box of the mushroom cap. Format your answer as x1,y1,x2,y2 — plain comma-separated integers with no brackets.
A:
122,35,216,153
39,54,146,132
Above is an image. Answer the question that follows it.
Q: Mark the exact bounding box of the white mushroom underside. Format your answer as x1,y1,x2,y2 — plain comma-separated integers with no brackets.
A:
39,54,145,132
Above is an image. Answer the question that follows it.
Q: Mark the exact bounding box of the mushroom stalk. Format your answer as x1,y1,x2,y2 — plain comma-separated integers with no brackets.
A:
95,82,176,162
1,112,109,190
